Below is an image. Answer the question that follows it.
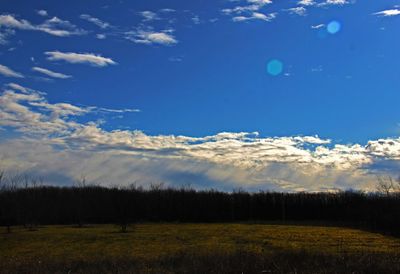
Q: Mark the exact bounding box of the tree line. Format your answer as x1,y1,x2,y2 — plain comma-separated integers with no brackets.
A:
0,172,400,234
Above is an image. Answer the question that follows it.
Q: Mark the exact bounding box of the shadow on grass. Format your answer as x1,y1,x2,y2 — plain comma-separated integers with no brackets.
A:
2,249,400,274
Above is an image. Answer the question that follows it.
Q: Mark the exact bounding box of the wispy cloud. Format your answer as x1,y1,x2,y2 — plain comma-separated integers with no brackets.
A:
96,34,106,39
160,9,176,13
140,11,159,21
45,51,117,67
311,23,325,29
38,16,87,36
32,67,72,79
96,107,141,113
0,64,24,78
298,0,316,6
192,15,201,24
287,7,307,16
223,0,272,13
223,0,274,22
6,83,34,93
324,0,348,5
125,28,178,45
233,12,277,22
36,10,48,17
80,14,110,29
373,9,400,17
0,29,14,45
0,14,87,38
0,84,138,137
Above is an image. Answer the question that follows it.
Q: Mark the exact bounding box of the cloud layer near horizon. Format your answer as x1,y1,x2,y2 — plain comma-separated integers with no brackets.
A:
1,84,400,192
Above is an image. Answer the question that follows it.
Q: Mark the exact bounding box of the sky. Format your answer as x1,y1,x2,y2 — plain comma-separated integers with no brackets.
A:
0,0,400,191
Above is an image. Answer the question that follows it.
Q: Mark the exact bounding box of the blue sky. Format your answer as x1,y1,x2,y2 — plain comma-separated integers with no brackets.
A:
1,0,400,191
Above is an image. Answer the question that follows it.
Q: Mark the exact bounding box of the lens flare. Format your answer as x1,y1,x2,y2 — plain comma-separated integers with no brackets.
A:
267,59,283,76
327,21,341,34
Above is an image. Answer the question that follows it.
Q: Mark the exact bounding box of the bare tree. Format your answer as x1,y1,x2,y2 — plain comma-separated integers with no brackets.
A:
114,187,132,233
376,175,400,196
74,176,88,228
396,176,400,192
0,169,5,191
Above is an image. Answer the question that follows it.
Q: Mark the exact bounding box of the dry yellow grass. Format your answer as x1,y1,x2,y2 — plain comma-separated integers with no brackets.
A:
1,223,399,264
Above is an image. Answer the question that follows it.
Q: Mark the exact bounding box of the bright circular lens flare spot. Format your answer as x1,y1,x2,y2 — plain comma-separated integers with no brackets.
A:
327,21,341,34
267,59,283,76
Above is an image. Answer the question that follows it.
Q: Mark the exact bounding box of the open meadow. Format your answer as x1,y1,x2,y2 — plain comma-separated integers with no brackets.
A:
1,223,400,273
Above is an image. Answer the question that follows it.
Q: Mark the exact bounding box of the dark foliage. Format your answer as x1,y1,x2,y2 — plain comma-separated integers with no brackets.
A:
1,185,400,234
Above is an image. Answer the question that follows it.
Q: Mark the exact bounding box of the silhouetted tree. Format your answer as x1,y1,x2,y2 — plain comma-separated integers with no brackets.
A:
1,180,400,234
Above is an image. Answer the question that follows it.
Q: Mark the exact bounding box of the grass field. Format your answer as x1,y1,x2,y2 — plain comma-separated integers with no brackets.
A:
1,223,400,273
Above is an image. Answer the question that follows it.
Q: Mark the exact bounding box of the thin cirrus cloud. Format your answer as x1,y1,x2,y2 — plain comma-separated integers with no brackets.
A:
0,64,24,78
232,12,277,22
311,24,325,29
45,51,117,67
0,14,87,38
125,29,178,45
32,67,72,79
223,0,274,22
286,7,307,16
373,9,400,17
223,0,353,22
80,14,111,29
139,11,159,21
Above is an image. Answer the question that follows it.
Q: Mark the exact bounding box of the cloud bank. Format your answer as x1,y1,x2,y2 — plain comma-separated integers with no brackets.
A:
1,84,399,192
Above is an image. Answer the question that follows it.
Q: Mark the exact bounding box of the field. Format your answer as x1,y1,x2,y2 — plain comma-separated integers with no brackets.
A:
1,223,400,273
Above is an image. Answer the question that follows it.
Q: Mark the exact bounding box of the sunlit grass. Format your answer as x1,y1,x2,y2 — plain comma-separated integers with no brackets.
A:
1,223,399,266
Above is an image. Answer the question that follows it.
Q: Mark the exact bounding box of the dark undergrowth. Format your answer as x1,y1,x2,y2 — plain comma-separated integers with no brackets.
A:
2,250,400,274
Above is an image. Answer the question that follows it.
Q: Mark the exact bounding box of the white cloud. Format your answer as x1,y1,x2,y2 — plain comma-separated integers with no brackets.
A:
298,0,316,6
32,67,72,79
160,9,176,13
96,34,106,39
223,5,261,15
38,16,87,36
5,83,34,93
2,83,400,192
80,14,110,29
37,10,48,17
287,7,307,16
0,14,87,37
0,31,10,45
0,64,24,78
0,84,138,137
0,14,35,30
247,0,273,5
324,0,348,5
373,9,400,17
233,12,276,22
1,84,400,191
311,23,325,29
45,51,117,67
140,11,159,21
96,107,141,113
126,29,178,45
192,16,201,24
223,0,275,22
